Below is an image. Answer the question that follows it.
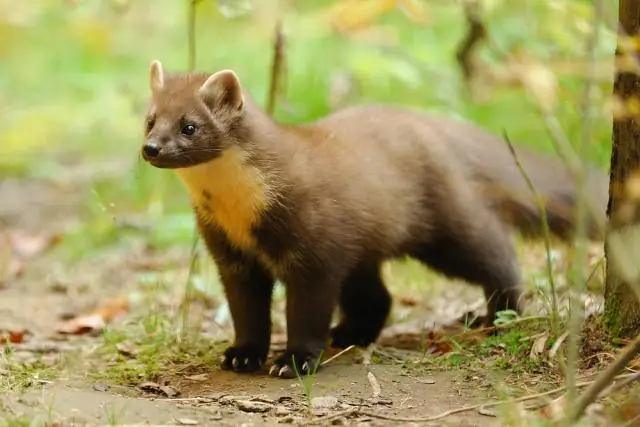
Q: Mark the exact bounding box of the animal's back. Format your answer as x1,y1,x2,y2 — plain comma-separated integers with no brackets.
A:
301,104,609,240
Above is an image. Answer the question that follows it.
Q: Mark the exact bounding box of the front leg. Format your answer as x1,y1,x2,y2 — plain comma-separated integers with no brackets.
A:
198,221,274,373
217,259,274,373
269,268,343,379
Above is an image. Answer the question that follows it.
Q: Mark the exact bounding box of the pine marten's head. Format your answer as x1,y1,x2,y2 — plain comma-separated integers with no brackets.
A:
142,60,246,169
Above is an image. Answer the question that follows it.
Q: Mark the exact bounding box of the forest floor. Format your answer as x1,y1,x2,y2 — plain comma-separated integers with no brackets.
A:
2,1,636,426
1,159,639,427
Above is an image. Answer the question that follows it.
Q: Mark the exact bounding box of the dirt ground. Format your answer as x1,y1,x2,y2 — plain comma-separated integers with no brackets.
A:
0,171,605,426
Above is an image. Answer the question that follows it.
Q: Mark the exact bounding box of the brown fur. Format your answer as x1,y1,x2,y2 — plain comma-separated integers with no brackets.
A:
141,61,608,378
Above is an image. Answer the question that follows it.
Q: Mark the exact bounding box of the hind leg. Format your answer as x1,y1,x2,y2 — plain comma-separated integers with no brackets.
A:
413,210,524,326
330,260,392,348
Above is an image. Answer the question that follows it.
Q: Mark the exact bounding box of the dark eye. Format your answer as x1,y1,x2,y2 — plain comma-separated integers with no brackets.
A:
181,123,197,136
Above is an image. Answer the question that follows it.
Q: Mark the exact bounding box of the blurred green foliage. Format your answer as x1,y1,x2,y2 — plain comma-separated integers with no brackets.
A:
0,0,617,257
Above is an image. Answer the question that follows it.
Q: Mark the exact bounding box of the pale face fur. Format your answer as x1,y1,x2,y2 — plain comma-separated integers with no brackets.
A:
142,60,245,169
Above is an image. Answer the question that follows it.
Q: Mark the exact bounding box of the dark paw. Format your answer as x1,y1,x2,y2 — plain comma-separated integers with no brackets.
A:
268,350,322,379
221,345,266,373
330,323,378,349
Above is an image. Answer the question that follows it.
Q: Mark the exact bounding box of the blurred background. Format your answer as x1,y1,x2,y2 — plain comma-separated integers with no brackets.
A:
0,0,617,327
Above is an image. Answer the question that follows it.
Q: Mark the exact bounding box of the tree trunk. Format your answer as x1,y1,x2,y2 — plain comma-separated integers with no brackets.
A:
604,0,640,338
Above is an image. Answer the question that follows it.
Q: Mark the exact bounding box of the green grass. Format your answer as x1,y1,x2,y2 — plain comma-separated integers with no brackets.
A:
92,308,226,386
0,0,616,261
0,0,622,416
0,353,61,394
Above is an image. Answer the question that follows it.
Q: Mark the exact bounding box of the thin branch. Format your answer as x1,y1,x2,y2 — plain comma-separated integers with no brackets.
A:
320,345,355,366
503,131,559,338
566,0,604,405
266,18,286,116
455,0,486,86
566,333,640,423
306,377,634,425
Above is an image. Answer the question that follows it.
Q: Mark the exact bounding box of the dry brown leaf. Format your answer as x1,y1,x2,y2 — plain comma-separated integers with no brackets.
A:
55,297,130,335
398,295,421,307
139,381,180,397
0,329,27,345
529,332,549,360
0,229,61,285
8,230,61,258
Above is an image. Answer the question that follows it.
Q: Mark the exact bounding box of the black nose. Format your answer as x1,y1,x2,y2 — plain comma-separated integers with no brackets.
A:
142,143,161,159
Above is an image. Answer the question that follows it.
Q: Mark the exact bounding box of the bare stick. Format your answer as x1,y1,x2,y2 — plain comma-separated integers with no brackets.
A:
455,0,486,86
503,131,559,338
565,333,640,423
306,374,637,425
266,18,285,116
367,371,381,398
321,345,355,366
565,0,605,405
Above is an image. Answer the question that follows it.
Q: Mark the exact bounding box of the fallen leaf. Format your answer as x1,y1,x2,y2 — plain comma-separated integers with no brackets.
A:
55,297,130,335
0,329,27,345
138,381,180,398
8,230,61,258
398,295,421,307
529,332,549,360
55,313,105,335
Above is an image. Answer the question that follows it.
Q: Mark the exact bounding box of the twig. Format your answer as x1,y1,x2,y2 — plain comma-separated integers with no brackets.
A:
503,131,559,338
306,374,637,425
321,345,355,366
266,18,285,116
601,370,640,396
454,315,548,339
566,0,604,405
456,0,486,85
565,333,640,423
367,371,381,398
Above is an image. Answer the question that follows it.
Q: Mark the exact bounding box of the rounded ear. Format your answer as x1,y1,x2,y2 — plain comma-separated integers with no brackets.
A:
198,69,244,112
149,60,164,93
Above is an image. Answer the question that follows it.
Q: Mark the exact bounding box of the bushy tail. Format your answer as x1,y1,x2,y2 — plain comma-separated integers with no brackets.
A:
439,117,610,242
483,147,609,242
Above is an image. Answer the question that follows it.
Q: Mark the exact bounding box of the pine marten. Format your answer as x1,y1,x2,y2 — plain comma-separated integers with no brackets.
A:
141,60,609,379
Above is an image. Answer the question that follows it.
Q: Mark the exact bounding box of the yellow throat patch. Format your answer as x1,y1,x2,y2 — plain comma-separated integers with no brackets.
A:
175,147,270,250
